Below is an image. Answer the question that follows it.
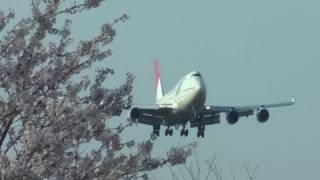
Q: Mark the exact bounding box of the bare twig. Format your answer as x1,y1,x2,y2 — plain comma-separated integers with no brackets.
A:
169,167,178,180
205,155,223,180
243,164,260,180
229,163,236,180
194,152,201,180
178,167,187,180
184,162,196,180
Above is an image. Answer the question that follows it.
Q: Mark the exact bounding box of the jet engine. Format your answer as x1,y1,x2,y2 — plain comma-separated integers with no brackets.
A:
227,110,239,124
129,107,140,120
256,108,269,123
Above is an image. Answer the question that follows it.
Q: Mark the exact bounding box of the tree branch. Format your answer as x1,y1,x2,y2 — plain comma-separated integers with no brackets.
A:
0,108,19,151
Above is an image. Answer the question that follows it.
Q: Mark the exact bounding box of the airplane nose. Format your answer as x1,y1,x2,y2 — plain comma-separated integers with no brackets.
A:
194,84,202,91
190,72,205,93
194,81,205,93
191,77,206,109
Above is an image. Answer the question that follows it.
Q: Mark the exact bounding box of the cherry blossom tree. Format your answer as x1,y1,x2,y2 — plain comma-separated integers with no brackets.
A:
0,0,194,179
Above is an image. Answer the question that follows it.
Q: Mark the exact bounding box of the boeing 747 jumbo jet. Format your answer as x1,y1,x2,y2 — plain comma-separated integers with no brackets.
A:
128,61,294,140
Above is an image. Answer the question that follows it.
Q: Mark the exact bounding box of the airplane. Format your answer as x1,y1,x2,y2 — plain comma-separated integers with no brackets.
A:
128,61,294,140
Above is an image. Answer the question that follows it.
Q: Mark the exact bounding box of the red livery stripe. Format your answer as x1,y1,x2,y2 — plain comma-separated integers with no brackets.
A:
154,60,161,87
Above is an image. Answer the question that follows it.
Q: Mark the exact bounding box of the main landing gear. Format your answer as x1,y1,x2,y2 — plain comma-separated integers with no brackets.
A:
151,125,160,140
151,125,194,139
180,127,189,137
197,125,205,138
165,128,173,136
193,112,206,138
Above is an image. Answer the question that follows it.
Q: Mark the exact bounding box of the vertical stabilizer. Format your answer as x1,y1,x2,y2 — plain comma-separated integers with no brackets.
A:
154,60,164,103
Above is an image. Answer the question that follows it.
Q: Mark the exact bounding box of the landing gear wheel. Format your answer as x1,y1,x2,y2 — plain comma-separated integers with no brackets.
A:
185,129,189,136
165,128,173,136
197,131,205,138
197,125,205,138
169,129,173,136
151,133,157,140
152,125,160,137
180,129,189,137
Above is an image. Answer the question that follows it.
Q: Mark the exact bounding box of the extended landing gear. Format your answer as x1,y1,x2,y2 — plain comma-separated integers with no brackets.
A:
151,125,160,140
180,127,189,137
197,125,205,138
165,128,173,136
150,125,191,139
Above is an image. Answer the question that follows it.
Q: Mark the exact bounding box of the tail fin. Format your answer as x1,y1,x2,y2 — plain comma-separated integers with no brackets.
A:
154,60,164,103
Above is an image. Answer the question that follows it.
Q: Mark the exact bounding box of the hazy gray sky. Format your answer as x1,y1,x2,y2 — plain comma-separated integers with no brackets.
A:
1,0,320,179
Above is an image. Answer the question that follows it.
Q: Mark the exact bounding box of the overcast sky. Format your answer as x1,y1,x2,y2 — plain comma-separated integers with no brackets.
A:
1,0,320,179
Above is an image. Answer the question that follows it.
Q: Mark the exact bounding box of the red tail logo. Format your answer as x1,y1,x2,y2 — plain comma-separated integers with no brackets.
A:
154,60,164,102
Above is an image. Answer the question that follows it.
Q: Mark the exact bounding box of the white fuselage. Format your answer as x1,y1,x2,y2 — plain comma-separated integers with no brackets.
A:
157,71,206,114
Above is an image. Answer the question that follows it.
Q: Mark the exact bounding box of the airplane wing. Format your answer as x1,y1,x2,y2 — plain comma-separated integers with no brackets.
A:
208,97,295,112
203,98,295,124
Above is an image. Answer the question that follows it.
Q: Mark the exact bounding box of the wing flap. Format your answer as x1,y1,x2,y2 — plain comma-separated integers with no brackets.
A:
190,113,220,128
130,106,172,126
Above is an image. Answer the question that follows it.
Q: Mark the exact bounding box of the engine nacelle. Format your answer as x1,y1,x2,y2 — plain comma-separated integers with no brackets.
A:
256,108,269,123
227,110,239,124
129,107,140,120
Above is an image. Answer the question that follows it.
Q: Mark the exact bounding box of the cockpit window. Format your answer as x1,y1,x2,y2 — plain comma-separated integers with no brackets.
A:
192,73,201,77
